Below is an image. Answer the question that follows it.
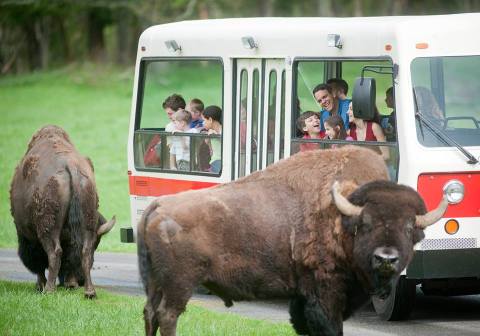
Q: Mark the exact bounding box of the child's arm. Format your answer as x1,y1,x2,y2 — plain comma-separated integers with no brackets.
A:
170,153,177,170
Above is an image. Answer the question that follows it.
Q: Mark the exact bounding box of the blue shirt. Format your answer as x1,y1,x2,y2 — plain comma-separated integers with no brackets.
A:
190,119,204,129
320,98,351,131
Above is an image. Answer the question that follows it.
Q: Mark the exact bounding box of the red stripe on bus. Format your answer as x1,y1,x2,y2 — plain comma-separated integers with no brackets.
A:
417,173,480,218
129,176,219,197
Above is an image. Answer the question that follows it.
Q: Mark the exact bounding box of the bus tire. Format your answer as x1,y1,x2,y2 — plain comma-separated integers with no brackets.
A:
372,275,416,321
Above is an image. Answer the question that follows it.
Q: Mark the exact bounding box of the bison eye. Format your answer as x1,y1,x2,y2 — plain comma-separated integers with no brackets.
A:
405,221,414,237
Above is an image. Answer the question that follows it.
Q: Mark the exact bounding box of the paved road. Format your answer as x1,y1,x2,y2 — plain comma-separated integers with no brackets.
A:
1,248,479,335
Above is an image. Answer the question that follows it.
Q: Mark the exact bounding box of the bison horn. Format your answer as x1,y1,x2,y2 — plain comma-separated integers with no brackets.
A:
332,181,363,217
415,195,448,229
97,215,116,236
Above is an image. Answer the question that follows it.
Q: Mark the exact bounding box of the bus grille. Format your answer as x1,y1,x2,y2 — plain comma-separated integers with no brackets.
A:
420,238,477,250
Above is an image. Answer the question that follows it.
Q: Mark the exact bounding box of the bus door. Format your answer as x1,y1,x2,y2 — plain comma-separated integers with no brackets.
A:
234,59,285,179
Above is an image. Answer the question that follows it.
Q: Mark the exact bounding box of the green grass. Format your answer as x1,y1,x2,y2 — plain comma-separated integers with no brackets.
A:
0,280,296,336
0,63,134,252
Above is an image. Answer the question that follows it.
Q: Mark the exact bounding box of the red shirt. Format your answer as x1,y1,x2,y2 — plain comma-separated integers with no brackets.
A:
349,122,378,141
299,132,325,152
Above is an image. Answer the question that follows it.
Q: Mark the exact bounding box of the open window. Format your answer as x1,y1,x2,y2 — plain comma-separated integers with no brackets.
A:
292,59,399,180
133,59,223,175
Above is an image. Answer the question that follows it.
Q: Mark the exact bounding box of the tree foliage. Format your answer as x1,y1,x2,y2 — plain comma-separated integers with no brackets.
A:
0,0,478,74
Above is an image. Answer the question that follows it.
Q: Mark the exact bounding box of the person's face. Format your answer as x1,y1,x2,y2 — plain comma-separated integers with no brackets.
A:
385,94,394,109
165,107,175,121
324,123,337,139
190,110,201,121
203,116,212,130
314,89,334,112
188,103,202,121
347,102,354,120
174,119,187,130
303,115,320,134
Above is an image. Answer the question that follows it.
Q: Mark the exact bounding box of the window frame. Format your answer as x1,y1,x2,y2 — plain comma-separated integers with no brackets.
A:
133,57,224,176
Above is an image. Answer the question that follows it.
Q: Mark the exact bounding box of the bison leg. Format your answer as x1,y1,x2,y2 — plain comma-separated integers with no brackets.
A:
17,234,48,292
289,295,309,335
36,273,47,292
303,297,342,336
40,238,63,293
144,283,162,336
156,285,193,336
81,234,96,299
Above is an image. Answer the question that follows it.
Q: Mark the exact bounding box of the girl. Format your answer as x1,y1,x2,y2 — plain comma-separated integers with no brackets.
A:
324,114,353,142
347,101,389,160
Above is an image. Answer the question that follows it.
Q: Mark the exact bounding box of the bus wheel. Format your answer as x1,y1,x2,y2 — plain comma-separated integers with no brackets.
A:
372,275,416,321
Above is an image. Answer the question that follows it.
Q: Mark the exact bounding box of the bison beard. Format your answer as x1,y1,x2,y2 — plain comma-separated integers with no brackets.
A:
137,146,447,336
10,125,115,298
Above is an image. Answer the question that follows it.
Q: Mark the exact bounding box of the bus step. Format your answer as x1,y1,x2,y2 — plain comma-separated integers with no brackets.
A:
120,227,135,243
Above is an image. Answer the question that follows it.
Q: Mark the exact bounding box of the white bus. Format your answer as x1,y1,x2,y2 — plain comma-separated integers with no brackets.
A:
121,14,480,320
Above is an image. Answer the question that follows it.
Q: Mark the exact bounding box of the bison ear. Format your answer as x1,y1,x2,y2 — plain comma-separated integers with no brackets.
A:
97,215,116,236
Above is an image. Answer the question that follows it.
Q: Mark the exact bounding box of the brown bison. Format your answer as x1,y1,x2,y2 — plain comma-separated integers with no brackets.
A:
137,146,447,336
10,125,115,298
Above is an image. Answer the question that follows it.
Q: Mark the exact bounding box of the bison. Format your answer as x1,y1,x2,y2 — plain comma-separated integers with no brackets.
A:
10,125,116,298
137,146,447,336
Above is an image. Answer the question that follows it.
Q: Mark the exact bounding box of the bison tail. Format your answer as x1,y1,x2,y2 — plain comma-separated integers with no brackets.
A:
137,201,159,292
64,165,84,269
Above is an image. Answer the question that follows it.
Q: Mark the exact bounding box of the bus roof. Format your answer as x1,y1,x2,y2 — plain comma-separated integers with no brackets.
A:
138,14,480,58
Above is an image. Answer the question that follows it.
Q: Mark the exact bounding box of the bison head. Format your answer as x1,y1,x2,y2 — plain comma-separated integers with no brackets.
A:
332,180,447,298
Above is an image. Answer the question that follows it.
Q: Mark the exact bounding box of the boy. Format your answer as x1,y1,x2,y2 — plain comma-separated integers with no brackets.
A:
327,78,349,101
169,109,198,171
188,98,204,129
201,105,223,173
382,86,396,142
296,111,323,152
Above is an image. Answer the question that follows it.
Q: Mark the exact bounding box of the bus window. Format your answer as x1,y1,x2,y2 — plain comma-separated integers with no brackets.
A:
412,56,480,147
133,59,223,174
266,70,277,166
292,59,399,181
238,70,248,178
251,69,260,172
279,71,286,159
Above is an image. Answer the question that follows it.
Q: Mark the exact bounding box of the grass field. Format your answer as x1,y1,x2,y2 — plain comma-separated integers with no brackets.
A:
0,280,296,336
0,63,135,252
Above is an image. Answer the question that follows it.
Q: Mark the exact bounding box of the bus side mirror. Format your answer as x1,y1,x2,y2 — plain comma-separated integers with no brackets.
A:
352,77,376,120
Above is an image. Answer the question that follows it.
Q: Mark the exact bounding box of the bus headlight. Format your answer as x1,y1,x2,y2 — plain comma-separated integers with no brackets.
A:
442,180,464,204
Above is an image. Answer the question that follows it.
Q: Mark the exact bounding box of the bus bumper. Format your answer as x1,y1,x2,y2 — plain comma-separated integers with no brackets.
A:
120,227,135,243
407,248,480,279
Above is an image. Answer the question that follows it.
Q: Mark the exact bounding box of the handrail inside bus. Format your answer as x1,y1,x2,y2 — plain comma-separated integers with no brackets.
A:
360,64,398,80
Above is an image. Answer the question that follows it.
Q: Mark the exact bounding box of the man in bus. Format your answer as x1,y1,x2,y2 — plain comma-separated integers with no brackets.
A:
313,83,350,133
163,94,186,131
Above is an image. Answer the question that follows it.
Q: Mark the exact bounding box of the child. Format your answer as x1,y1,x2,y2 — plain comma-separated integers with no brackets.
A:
202,105,223,174
324,115,353,148
296,111,323,152
169,109,198,171
188,98,204,129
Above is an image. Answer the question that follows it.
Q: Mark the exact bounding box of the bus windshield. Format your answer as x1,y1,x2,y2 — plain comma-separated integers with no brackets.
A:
411,55,480,147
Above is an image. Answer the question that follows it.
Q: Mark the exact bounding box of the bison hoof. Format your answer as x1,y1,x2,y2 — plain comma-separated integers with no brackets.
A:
43,284,56,294
84,290,97,299
36,282,45,292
